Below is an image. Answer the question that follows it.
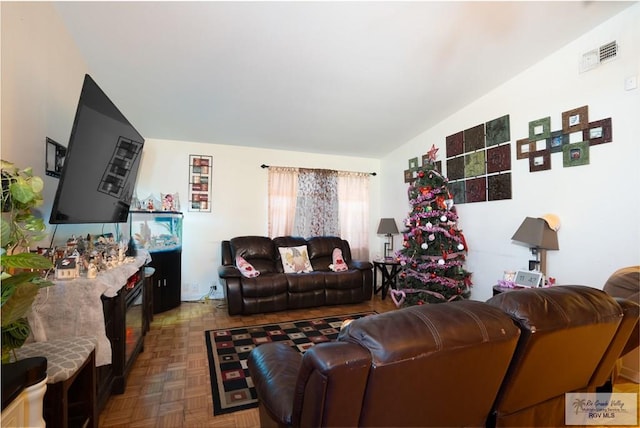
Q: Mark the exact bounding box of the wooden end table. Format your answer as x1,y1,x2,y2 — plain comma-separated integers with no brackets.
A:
373,259,401,300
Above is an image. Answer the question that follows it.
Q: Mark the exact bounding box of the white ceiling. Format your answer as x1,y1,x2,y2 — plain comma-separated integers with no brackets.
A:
54,1,634,158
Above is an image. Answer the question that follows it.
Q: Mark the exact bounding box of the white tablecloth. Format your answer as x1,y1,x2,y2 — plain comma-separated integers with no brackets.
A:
27,250,151,366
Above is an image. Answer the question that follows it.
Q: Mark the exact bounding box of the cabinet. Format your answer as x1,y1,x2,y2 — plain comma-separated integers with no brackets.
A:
130,211,183,313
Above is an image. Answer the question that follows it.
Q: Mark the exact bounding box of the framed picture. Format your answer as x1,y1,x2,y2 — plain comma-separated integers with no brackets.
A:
583,117,612,146
529,149,551,172
516,138,533,160
547,130,569,153
408,157,419,171
403,169,413,183
485,115,510,147
45,137,66,178
528,117,551,140
463,123,485,152
446,131,464,158
562,105,589,133
188,155,212,211
563,141,590,167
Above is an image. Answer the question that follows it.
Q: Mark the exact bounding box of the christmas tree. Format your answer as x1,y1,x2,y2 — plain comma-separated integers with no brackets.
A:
393,145,472,307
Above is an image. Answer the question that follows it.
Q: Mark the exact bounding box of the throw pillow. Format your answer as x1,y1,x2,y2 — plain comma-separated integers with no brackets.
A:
278,245,313,273
236,255,260,278
329,247,348,272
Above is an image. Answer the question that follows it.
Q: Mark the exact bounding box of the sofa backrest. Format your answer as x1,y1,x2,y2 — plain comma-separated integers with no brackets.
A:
338,300,521,427
306,236,351,271
228,236,278,274
486,285,622,427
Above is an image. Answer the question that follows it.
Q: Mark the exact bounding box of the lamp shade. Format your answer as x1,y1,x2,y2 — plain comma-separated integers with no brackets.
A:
377,218,399,235
511,217,559,250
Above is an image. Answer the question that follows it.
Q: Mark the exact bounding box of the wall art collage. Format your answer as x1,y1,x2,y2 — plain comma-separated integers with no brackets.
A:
404,114,513,205
516,105,612,172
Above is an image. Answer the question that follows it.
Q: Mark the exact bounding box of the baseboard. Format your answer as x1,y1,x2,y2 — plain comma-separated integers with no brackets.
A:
619,365,640,383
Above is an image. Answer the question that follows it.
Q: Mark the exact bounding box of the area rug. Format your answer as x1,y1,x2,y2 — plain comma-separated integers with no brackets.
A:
204,312,375,415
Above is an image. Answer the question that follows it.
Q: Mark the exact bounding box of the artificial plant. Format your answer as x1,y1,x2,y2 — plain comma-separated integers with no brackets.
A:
1,160,53,363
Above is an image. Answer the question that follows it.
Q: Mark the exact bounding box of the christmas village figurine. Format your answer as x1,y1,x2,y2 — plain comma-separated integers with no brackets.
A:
392,144,472,307
55,256,80,280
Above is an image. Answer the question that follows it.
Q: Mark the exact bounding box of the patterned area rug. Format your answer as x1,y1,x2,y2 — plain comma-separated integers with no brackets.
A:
204,312,375,415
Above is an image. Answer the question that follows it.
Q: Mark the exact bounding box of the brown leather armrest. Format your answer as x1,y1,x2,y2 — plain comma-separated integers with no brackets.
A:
218,265,241,278
247,343,302,426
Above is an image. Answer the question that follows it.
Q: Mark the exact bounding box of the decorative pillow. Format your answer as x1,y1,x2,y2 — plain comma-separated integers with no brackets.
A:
236,256,260,278
278,246,313,273
329,247,348,272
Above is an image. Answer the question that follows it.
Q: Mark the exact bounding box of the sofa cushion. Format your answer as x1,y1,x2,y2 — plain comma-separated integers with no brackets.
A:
230,236,277,273
278,246,313,273
240,274,288,298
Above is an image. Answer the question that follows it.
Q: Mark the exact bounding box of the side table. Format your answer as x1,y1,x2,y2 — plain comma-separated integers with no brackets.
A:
373,260,401,300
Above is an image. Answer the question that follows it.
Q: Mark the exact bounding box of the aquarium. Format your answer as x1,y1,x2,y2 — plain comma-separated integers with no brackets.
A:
130,211,183,252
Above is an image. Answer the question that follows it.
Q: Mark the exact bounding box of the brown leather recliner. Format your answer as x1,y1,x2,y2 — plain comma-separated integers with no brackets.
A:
248,300,522,427
486,285,623,428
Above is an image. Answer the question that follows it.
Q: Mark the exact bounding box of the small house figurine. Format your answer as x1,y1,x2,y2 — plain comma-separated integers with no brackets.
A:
55,257,80,280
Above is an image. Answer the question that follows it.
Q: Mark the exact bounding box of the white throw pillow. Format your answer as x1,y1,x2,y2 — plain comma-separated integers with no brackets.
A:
278,245,313,273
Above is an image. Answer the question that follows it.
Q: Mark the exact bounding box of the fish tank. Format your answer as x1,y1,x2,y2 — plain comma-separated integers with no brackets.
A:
130,211,183,252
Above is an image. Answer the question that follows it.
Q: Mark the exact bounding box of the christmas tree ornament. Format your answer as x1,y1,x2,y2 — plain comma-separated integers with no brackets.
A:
421,243,428,250
440,215,447,222
457,243,465,250
428,234,435,241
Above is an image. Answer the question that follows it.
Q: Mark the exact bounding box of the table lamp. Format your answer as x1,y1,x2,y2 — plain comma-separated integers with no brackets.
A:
511,215,559,277
377,218,399,259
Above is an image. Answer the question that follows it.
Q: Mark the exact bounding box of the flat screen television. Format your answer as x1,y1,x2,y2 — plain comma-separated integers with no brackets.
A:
50,74,145,224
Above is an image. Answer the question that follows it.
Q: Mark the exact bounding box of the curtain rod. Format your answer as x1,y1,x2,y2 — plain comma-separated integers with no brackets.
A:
260,164,376,176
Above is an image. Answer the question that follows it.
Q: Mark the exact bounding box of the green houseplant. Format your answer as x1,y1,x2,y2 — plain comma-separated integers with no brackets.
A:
1,160,54,363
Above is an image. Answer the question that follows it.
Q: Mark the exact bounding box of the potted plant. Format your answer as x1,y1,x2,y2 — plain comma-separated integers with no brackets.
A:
1,160,53,363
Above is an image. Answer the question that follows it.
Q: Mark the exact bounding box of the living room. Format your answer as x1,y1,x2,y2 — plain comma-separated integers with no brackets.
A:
2,2,639,425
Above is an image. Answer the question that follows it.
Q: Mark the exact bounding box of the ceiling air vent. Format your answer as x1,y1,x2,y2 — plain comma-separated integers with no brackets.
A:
580,40,618,73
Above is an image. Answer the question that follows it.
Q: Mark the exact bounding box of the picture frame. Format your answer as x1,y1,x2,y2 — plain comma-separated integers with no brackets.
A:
516,138,533,160
547,130,569,153
529,149,551,172
408,157,419,170
514,270,543,288
403,169,413,183
188,154,213,212
528,117,551,140
563,141,590,167
45,137,67,178
562,105,589,133
583,117,612,146
485,115,510,147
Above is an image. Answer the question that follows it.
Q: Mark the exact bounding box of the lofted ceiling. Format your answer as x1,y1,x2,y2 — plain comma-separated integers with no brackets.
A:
54,1,633,158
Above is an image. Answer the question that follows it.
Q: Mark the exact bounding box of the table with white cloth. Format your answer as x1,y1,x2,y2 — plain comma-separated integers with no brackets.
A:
28,250,151,367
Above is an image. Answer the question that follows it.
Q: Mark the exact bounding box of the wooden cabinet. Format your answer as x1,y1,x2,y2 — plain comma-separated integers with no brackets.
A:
148,250,182,313
130,211,183,314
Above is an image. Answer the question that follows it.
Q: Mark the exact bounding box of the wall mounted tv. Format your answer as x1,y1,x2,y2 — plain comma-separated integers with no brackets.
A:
50,74,145,224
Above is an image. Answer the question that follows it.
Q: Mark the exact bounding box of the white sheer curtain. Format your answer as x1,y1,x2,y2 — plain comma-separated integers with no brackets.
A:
267,167,298,237
338,171,370,260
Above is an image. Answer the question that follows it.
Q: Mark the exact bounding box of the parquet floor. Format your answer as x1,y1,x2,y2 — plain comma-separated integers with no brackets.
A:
98,295,397,427
98,295,639,428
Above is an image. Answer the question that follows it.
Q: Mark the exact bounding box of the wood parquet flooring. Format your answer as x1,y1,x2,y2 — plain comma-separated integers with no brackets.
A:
98,295,639,428
98,295,397,427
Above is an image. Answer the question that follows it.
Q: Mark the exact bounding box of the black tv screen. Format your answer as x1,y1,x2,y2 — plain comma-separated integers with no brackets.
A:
50,74,145,224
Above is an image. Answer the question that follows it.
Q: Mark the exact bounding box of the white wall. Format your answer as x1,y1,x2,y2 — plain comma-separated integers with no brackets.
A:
1,2,93,241
380,4,640,301
135,139,380,300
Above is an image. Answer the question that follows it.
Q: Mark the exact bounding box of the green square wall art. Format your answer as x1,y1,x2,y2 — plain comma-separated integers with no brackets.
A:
563,141,590,167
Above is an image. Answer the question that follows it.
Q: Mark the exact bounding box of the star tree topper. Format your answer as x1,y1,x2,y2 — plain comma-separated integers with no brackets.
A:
426,144,439,163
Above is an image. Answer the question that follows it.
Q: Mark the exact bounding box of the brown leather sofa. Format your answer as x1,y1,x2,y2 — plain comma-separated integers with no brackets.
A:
248,285,627,428
218,236,373,315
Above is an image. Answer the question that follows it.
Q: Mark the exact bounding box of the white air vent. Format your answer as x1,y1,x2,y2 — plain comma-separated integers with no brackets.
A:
580,40,618,73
